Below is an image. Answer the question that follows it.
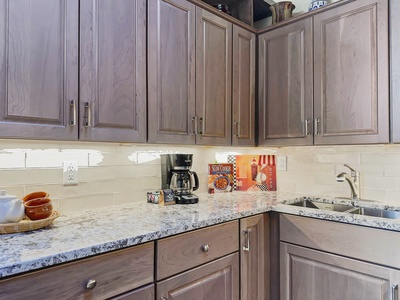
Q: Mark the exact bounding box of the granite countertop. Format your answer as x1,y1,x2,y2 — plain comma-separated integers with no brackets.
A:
1,191,400,279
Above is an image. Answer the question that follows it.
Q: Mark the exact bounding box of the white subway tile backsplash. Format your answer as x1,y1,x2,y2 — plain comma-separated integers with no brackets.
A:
79,166,115,181
26,152,88,168
0,152,25,168
115,165,158,179
89,152,136,167
315,153,360,164
3,141,400,213
361,153,400,165
0,169,60,185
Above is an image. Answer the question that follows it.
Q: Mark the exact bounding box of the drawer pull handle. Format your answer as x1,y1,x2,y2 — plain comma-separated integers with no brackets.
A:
314,118,320,135
392,284,398,300
84,102,91,127
160,297,168,300
86,279,97,290
201,244,210,252
69,100,76,126
243,230,250,252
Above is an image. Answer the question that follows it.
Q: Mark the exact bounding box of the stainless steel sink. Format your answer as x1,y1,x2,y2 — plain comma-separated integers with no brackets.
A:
289,200,354,212
349,207,400,219
288,199,400,220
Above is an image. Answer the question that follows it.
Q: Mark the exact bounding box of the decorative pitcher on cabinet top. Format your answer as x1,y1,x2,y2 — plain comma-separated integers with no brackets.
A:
269,1,296,24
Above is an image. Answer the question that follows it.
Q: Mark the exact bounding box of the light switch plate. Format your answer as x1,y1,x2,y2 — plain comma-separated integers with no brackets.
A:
277,156,287,171
63,161,78,185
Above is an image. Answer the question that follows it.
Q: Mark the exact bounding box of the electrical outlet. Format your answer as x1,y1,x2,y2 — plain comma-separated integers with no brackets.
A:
277,156,287,171
63,161,78,185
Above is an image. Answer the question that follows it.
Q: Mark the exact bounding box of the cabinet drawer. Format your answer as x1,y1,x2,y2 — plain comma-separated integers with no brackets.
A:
157,253,239,300
157,221,239,279
0,242,154,300
280,214,400,269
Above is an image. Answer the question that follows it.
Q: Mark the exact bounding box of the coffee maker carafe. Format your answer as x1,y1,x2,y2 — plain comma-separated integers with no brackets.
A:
161,154,199,204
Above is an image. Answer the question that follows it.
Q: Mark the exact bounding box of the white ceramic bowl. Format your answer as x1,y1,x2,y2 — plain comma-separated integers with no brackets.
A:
308,0,328,11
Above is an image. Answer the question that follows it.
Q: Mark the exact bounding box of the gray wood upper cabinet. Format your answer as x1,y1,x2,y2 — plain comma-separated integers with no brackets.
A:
314,0,389,144
148,4,234,146
147,0,196,145
258,17,313,146
258,0,389,146
232,25,256,146
196,8,232,146
80,0,146,143
390,0,400,143
0,0,79,140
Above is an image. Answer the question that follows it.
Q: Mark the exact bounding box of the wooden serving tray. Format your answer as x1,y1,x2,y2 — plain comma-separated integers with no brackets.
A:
0,211,60,234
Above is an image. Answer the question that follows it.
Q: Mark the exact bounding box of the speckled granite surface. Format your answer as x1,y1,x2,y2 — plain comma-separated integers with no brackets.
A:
1,191,400,278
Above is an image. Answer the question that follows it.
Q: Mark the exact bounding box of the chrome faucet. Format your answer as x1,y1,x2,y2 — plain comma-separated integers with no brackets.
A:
336,164,360,200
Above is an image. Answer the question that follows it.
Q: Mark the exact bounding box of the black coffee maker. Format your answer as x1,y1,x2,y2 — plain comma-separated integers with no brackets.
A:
161,154,199,204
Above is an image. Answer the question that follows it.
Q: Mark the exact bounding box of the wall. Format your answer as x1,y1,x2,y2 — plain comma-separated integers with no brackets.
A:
1,140,400,213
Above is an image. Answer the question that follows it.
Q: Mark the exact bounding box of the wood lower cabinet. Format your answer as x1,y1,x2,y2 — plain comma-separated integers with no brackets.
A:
240,214,269,300
280,214,400,300
0,242,154,300
0,0,79,140
232,25,256,146
79,0,146,142
157,253,239,300
157,220,239,280
111,284,154,300
281,243,400,300
258,17,313,146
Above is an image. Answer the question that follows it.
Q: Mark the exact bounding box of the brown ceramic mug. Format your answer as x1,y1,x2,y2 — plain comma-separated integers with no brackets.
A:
24,198,53,220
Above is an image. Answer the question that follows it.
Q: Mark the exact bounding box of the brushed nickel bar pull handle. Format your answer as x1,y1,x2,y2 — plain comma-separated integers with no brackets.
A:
314,118,320,136
305,119,311,136
69,100,76,126
84,102,91,128
243,230,250,252
198,117,203,135
234,121,239,137
392,284,398,300
192,116,197,135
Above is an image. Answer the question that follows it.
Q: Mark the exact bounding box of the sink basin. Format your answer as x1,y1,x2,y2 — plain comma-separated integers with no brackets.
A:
349,207,400,219
289,200,354,212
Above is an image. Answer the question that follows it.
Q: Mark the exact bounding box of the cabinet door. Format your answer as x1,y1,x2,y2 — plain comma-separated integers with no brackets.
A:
148,0,196,144
240,214,269,300
0,0,78,140
281,242,400,300
232,25,255,146
111,284,154,300
313,0,389,144
258,17,313,146
390,0,400,142
157,253,239,300
80,0,146,142
196,8,232,146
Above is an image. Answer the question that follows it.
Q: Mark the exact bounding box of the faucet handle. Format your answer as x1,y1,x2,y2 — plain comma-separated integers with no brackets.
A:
344,164,359,177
